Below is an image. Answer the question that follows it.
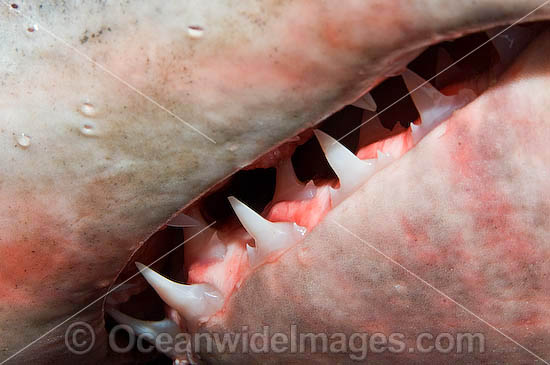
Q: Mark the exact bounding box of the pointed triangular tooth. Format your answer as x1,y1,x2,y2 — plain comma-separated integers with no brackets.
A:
107,308,181,339
228,197,306,267
409,121,420,136
135,263,223,324
181,207,226,273
352,92,377,111
402,69,475,145
272,159,316,203
182,207,215,249
107,308,191,360
167,212,201,228
184,229,227,270
182,206,209,236
314,130,376,205
486,26,532,68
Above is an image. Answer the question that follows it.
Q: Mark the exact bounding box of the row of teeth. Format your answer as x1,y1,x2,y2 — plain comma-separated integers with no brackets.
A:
111,68,475,347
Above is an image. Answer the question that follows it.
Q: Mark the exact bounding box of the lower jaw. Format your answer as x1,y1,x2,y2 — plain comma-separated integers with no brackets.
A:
108,23,550,364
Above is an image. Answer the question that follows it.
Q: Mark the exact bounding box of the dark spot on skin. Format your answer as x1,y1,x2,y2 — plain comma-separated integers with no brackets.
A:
27,27,35,33
10,3,18,9
80,35,89,44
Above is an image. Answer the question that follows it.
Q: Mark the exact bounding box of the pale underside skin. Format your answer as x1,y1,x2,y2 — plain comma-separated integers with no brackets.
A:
1,0,550,363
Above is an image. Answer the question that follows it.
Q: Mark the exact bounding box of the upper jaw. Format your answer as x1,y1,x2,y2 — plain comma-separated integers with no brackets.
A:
2,0,550,363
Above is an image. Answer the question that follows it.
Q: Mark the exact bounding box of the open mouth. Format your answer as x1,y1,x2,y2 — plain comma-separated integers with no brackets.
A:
104,21,547,363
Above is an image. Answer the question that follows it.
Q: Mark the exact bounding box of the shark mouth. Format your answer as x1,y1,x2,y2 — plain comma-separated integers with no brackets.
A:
104,22,548,364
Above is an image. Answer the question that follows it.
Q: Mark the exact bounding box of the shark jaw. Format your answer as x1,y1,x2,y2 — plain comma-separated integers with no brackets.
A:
104,22,550,364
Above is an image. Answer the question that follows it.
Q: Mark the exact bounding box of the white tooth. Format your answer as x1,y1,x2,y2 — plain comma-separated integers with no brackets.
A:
410,121,420,137
186,231,226,265
376,150,393,169
402,69,475,144
135,263,224,324
167,212,201,228
314,130,376,205
182,208,223,269
351,92,377,111
182,207,215,245
486,26,532,69
107,308,181,339
228,197,306,267
272,159,316,203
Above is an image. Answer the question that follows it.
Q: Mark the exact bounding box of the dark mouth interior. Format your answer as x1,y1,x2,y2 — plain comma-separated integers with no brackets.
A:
104,21,548,362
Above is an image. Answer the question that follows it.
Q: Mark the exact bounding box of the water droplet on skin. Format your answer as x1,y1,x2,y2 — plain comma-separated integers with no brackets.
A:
80,122,97,136
15,133,31,148
79,102,96,117
187,25,204,39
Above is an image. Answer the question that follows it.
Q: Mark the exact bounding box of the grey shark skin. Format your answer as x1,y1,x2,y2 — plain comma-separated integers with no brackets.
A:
0,0,549,364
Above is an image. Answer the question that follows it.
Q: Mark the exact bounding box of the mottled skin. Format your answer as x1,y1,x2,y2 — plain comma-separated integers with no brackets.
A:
202,31,550,363
1,0,550,364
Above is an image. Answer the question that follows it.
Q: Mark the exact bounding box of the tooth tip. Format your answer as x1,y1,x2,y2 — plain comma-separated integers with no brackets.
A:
229,195,306,267
315,129,376,203
135,263,165,289
228,196,250,217
228,196,270,238
402,68,422,91
314,129,335,149
227,195,239,207
135,263,224,324
167,212,201,228
313,129,326,138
